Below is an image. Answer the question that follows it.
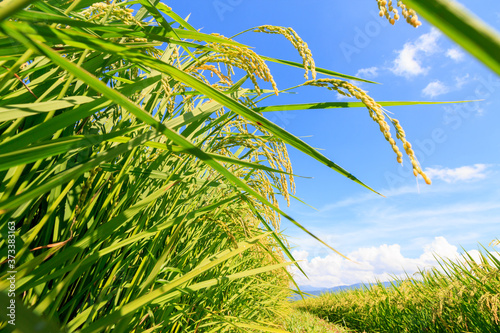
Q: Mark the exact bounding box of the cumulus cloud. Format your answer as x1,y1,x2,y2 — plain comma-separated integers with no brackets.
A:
291,237,463,288
422,80,450,98
446,48,465,62
424,164,490,183
356,67,378,79
391,28,441,78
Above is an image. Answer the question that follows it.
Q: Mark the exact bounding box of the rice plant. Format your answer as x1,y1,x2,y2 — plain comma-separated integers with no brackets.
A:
295,247,500,333
283,308,350,333
0,1,465,332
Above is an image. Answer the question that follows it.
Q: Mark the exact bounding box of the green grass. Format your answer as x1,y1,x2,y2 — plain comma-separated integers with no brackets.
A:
294,247,500,333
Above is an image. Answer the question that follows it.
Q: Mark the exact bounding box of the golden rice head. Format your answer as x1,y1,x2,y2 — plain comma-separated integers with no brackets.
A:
81,2,143,26
208,111,295,230
160,78,182,117
390,118,431,184
480,292,500,324
80,2,165,57
74,167,101,218
303,78,431,184
239,95,258,109
376,0,422,27
191,64,233,87
489,239,500,247
254,25,316,80
249,169,281,229
214,218,239,249
253,136,295,207
170,46,182,69
227,114,295,206
199,34,279,95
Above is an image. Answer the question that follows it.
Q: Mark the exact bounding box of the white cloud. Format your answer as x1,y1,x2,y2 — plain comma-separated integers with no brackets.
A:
286,173,500,265
446,48,465,62
424,164,490,183
291,236,463,288
455,73,470,89
356,67,378,79
391,28,441,78
422,74,472,98
422,80,450,98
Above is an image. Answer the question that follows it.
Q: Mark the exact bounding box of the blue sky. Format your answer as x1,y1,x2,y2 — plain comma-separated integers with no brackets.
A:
170,1,500,288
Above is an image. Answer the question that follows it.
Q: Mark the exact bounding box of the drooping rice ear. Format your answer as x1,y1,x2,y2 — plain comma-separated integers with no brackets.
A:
303,78,431,184
376,0,422,27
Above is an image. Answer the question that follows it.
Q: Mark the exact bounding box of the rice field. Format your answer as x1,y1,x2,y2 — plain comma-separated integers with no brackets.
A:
0,0,498,332
0,1,424,331
294,247,500,333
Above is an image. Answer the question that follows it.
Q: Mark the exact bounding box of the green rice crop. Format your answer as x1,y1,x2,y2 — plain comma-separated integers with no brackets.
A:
283,308,350,333
0,1,473,332
295,247,500,333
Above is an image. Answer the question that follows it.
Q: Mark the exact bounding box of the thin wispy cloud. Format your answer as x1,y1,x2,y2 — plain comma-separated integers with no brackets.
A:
381,201,500,221
391,28,441,78
314,170,486,215
312,183,437,215
422,80,450,98
424,164,490,183
319,192,379,212
455,73,470,89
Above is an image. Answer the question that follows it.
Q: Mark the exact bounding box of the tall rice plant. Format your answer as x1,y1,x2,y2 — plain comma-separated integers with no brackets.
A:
0,1,460,332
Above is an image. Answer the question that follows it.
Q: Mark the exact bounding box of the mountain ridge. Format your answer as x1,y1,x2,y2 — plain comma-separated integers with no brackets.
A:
291,281,395,300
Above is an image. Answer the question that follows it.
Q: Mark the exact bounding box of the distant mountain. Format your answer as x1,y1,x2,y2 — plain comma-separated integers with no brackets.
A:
296,285,326,292
290,281,395,301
